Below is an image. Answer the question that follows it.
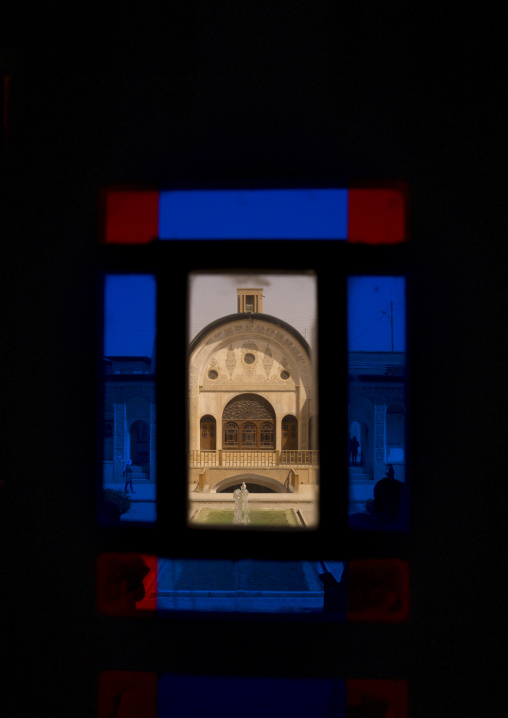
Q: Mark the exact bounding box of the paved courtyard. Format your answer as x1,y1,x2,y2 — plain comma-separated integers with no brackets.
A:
189,484,319,527
103,483,320,526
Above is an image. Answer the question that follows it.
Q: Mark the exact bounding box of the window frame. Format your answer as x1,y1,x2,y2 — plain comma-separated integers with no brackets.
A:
97,186,410,566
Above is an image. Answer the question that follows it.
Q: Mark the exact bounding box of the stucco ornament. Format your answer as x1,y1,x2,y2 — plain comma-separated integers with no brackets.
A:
263,345,274,377
225,344,236,377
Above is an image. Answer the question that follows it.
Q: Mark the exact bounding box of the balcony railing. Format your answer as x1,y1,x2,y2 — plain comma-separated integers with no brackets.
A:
280,450,319,467
189,450,319,468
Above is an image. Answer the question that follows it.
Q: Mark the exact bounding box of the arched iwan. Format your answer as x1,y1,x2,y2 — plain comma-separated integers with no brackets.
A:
213,473,288,493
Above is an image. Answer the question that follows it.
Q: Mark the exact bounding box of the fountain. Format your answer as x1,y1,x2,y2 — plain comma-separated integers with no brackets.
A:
233,482,250,525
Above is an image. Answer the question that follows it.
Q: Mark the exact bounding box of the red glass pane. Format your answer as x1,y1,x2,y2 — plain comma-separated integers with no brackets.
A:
98,671,157,718
348,187,406,244
96,553,157,615
346,680,407,717
102,189,159,244
347,559,409,622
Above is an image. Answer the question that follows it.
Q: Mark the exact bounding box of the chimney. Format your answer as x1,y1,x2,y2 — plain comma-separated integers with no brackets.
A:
237,288,263,314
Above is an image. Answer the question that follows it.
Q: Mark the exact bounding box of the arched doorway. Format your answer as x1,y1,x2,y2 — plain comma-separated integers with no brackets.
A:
130,420,150,465
200,415,216,450
218,483,277,493
282,414,298,450
222,393,275,449
214,473,287,493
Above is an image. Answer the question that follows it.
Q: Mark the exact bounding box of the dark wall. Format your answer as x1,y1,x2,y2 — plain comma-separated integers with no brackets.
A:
2,5,506,716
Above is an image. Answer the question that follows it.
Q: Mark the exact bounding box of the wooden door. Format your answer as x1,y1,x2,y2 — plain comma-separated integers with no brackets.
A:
282,415,298,450
200,416,216,450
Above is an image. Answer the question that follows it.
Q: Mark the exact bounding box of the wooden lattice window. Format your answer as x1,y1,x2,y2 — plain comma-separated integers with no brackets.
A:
260,422,274,448
224,422,239,446
241,421,257,446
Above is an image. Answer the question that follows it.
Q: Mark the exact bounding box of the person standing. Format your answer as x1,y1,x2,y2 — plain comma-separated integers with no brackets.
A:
351,435,360,464
123,459,135,493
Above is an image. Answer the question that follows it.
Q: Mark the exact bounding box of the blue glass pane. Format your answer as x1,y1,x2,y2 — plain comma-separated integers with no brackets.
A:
347,276,408,530
158,674,345,717
101,274,157,525
104,275,156,361
347,276,406,352
155,559,343,616
159,189,347,239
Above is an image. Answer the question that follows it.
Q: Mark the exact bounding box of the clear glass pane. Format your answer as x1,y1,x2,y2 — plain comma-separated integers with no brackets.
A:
187,272,318,529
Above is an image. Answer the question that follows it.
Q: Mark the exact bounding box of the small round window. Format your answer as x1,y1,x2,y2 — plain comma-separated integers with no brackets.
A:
208,369,218,380
244,353,255,364
280,370,290,380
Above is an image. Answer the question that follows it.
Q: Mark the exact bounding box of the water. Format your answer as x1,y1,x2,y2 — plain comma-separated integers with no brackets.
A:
193,507,300,527
156,559,325,613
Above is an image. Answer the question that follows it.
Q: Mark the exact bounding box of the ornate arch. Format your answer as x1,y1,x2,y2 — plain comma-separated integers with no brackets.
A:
189,318,314,452
191,320,313,394
222,393,275,449
223,393,275,421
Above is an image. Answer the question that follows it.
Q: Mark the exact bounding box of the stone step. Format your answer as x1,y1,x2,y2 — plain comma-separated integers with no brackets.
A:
348,465,372,481
108,478,151,484
349,474,372,483
348,465,369,473
131,472,149,480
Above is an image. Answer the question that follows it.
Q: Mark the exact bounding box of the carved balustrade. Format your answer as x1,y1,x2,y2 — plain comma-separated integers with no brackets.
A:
189,449,319,468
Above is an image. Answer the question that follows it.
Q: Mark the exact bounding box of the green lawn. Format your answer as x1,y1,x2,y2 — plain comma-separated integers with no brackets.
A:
194,507,300,527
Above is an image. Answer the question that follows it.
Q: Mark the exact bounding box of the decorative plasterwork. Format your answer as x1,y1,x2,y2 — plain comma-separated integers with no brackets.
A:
225,344,236,377
263,345,273,375
202,321,308,366
190,319,313,400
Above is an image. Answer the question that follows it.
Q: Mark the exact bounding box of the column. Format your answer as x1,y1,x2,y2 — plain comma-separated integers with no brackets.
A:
113,397,127,482
150,397,156,482
374,397,386,483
